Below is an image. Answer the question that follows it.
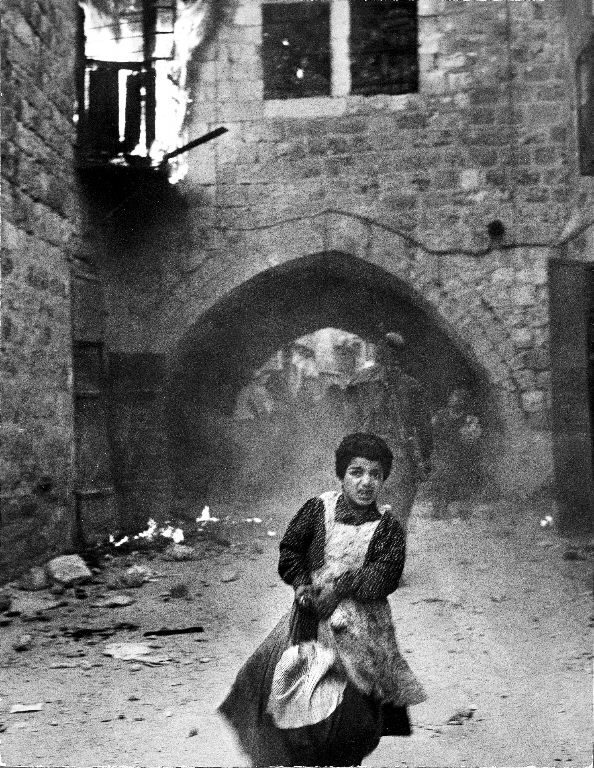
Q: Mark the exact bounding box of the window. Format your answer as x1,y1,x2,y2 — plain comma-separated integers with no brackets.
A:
262,2,331,99
75,0,227,177
576,37,594,175
350,0,418,96
261,0,418,100
77,0,179,167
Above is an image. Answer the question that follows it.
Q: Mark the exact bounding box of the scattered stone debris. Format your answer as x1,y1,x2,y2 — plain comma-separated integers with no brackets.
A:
121,565,152,588
8,594,66,617
103,642,171,665
12,634,33,652
91,594,136,609
162,544,195,562
18,566,50,591
46,555,92,587
197,506,219,524
9,703,44,714
220,569,239,583
447,707,476,725
60,622,140,639
411,597,449,605
143,626,204,637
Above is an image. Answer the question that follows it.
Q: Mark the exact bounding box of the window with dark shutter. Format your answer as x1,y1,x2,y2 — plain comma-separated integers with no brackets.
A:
349,0,418,97
262,2,331,99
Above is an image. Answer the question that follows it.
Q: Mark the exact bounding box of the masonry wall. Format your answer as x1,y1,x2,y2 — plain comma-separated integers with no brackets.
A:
2,0,590,577
81,0,591,500
1,0,81,576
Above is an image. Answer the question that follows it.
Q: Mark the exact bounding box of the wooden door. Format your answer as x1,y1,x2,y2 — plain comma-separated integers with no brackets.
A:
548,258,594,533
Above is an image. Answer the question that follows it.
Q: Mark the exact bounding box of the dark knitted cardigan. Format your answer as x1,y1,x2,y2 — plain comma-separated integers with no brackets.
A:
278,494,406,601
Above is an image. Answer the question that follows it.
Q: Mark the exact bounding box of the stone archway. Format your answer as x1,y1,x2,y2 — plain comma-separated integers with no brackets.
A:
168,248,501,501
156,211,523,423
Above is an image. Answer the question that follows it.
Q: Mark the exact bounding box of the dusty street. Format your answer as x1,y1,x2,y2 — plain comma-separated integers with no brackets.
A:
1,499,591,768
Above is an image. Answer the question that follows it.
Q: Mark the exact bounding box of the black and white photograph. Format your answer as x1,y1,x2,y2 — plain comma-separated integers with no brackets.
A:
1,0,593,765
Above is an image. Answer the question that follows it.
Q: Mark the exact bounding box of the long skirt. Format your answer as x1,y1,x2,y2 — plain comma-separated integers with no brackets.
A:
218,612,410,767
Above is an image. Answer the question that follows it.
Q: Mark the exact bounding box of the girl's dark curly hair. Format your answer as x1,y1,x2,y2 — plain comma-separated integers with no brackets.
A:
335,433,393,480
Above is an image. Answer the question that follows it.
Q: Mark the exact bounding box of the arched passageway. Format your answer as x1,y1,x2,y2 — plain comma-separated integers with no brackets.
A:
168,251,497,503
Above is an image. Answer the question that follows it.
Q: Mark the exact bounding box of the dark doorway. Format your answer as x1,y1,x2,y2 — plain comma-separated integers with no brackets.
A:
548,258,594,534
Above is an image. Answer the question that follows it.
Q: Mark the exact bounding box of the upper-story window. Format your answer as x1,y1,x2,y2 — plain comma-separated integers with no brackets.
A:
349,0,418,96
262,2,331,98
261,0,418,101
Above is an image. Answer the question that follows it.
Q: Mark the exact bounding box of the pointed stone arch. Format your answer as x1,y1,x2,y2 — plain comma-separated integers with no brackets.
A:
166,211,521,421
157,211,553,501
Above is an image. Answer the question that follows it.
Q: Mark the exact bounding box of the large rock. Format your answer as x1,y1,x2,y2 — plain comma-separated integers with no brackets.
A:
46,554,92,586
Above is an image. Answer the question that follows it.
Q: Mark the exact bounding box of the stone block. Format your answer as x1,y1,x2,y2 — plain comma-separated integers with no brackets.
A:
511,328,533,349
45,554,92,586
233,3,262,27
527,346,550,371
418,0,442,16
459,169,483,191
514,369,536,391
324,212,370,259
367,223,413,275
264,98,347,120
511,284,536,306
521,389,545,413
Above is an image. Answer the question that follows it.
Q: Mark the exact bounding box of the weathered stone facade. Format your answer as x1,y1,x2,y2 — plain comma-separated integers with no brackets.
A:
90,0,589,496
1,0,82,575
2,0,592,578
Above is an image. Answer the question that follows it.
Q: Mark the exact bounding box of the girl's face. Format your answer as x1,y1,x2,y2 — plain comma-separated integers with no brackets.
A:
342,457,384,509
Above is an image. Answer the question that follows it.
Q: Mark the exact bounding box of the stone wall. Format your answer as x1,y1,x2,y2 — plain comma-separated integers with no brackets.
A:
2,0,591,576
1,0,81,576
83,0,588,499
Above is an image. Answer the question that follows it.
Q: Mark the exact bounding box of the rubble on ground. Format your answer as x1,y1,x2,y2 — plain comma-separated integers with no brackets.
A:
162,543,195,561
447,707,476,725
46,555,92,586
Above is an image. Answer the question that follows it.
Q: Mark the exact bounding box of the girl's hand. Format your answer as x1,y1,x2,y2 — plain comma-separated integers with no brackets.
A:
314,585,340,620
295,584,317,612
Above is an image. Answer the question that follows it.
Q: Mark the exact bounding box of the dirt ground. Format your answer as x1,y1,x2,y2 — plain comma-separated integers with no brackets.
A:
1,498,592,768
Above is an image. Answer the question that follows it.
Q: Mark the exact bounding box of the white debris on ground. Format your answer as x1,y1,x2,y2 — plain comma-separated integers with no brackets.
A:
45,555,92,586
103,642,171,666
197,506,219,524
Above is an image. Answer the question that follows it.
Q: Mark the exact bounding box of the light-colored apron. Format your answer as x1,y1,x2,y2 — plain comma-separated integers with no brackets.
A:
314,491,426,707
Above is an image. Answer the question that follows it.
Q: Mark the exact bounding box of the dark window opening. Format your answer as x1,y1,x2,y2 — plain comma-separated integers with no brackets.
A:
76,0,180,170
577,37,594,175
350,0,418,97
262,2,331,100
